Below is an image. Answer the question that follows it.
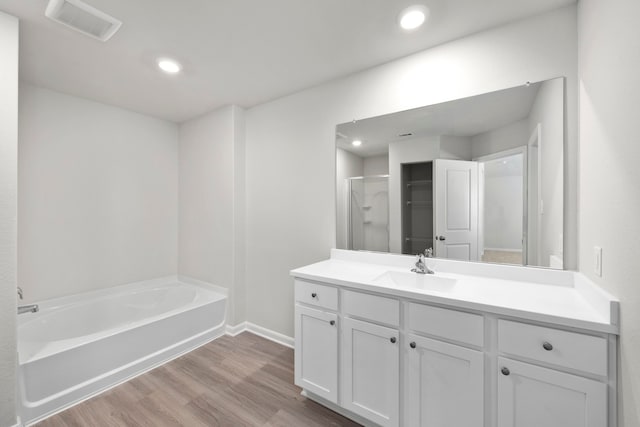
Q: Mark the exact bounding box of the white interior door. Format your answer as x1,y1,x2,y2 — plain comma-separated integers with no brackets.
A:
434,159,479,261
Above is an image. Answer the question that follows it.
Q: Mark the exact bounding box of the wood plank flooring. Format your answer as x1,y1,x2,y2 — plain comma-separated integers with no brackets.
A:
36,332,361,427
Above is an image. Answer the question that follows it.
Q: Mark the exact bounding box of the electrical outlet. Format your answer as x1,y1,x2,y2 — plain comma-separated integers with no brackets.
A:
594,246,602,277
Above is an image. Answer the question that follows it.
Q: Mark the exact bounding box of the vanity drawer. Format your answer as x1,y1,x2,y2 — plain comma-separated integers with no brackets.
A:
407,303,484,347
295,280,338,311
343,290,400,327
498,320,608,376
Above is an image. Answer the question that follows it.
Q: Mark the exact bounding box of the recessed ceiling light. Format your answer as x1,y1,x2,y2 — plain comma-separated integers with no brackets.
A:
399,5,429,30
157,58,182,74
352,140,362,147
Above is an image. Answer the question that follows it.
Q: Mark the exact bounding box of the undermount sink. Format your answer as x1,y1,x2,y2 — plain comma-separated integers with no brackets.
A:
373,270,457,292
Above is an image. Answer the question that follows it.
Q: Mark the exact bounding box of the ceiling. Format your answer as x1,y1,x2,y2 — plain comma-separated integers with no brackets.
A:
0,0,574,122
336,81,541,157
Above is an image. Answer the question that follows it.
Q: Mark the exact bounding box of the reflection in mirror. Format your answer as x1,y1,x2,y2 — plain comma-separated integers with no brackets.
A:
346,175,389,252
335,77,564,269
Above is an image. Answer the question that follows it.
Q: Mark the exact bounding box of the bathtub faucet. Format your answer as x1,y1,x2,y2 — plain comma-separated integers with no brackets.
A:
18,304,39,315
17,287,38,314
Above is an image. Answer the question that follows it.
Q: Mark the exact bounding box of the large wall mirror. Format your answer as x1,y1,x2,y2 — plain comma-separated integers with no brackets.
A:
336,77,565,269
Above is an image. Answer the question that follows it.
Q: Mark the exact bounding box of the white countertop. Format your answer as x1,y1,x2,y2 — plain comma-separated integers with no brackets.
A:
291,249,619,334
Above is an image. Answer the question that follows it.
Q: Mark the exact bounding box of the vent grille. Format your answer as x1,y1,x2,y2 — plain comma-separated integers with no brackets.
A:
45,0,122,42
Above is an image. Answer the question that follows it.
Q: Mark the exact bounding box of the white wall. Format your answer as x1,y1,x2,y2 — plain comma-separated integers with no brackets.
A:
245,6,578,337
529,78,564,266
178,105,246,325
578,0,640,425
232,107,246,324
0,11,18,427
440,135,472,160
471,119,529,159
18,85,179,302
336,148,364,249
363,153,389,176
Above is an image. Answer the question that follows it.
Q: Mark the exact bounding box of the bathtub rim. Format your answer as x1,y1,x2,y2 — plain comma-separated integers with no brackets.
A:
18,276,228,365
18,274,228,317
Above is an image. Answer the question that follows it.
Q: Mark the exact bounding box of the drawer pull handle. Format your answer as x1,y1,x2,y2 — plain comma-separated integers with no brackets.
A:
501,367,510,376
390,337,397,344
311,293,317,298
409,342,416,349
542,342,554,351
330,320,335,326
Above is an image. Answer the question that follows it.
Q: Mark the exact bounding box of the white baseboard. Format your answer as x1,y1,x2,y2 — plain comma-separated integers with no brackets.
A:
225,322,246,337
226,322,294,349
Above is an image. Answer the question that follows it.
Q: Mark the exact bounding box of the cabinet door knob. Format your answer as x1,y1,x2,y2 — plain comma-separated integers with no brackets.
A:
311,292,317,298
330,320,335,326
409,342,416,349
390,337,397,344
542,342,553,351
501,367,510,376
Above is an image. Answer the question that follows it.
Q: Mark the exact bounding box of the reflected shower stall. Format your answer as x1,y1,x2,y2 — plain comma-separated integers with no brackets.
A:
346,175,389,252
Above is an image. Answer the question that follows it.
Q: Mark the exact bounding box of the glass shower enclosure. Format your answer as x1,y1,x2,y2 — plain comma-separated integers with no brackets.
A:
346,175,389,252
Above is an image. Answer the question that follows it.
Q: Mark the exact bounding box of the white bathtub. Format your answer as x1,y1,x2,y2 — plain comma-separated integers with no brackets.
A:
17,276,227,425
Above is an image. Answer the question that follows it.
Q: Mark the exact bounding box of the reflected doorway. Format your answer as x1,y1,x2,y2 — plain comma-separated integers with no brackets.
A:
477,148,526,265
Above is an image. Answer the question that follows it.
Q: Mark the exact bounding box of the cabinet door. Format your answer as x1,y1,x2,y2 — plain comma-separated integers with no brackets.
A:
294,305,338,403
342,317,399,427
497,357,607,427
406,334,484,427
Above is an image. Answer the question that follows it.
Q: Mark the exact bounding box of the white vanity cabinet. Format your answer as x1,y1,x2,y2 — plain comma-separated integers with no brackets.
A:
342,317,399,427
341,291,401,427
405,303,485,427
496,320,609,427
497,358,607,427
294,281,339,403
291,250,619,427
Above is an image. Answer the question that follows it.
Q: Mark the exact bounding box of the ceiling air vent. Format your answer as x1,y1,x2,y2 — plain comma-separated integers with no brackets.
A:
45,0,122,42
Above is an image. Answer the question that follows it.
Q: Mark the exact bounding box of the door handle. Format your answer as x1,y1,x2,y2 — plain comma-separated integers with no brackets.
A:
437,236,446,241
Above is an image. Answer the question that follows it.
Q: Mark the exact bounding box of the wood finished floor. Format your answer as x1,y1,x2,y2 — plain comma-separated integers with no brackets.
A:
36,332,361,427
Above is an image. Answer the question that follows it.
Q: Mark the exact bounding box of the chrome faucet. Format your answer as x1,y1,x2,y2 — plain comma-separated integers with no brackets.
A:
411,249,434,274
17,286,39,314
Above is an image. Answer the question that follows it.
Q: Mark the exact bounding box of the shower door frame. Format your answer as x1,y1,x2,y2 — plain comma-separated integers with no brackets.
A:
346,174,390,252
